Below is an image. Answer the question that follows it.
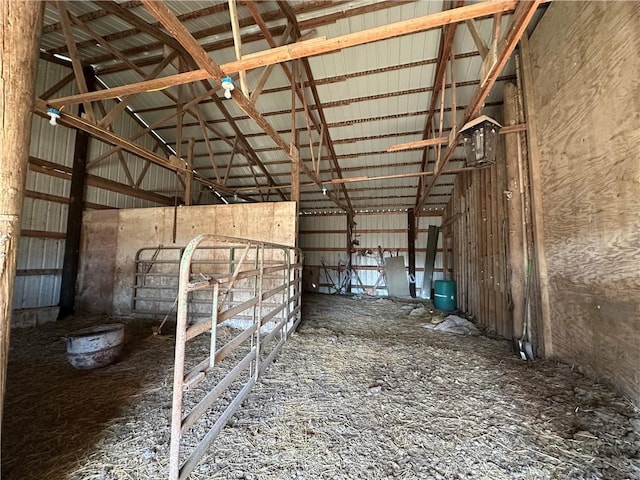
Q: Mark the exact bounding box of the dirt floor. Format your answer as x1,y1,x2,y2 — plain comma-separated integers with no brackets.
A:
2,293,639,480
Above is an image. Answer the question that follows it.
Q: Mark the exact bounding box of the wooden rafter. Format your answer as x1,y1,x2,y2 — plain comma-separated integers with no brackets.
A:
245,0,352,213
54,0,96,122
47,0,524,108
197,77,287,200
415,0,542,212
282,0,355,215
228,0,249,97
387,137,449,153
187,84,221,183
80,1,368,68
97,51,177,128
140,0,294,201
413,0,464,209
92,1,187,57
465,18,489,59
32,98,252,200
131,73,514,130
39,72,75,100
95,100,135,186
46,1,336,60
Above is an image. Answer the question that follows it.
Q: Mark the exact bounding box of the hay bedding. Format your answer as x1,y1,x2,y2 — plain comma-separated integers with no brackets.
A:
2,295,639,480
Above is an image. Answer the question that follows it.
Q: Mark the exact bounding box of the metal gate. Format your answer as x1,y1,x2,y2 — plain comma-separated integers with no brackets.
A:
169,235,302,480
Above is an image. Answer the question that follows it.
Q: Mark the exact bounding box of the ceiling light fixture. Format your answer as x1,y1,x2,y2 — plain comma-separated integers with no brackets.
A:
46,107,61,126
221,76,235,99
321,185,327,195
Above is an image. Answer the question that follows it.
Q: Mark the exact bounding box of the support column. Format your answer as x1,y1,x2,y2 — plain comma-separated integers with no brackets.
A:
346,213,354,294
0,0,45,445
59,67,95,319
408,209,416,298
503,82,526,340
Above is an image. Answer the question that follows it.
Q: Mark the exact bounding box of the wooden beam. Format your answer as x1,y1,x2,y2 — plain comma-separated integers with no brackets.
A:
188,85,221,182
414,0,464,208
92,0,187,57
416,0,541,212
143,0,289,200
499,123,526,134
503,81,526,341
48,0,523,108
34,97,180,171
97,51,177,128
23,189,109,209
185,138,194,205
228,0,249,97
323,166,483,185
28,156,176,205
196,77,287,200
54,1,96,122
33,98,243,198
388,136,449,153
20,230,66,240
275,0,355,214
39,72,74,100
140,0,294,198
465,18,489,59
87,85,226,170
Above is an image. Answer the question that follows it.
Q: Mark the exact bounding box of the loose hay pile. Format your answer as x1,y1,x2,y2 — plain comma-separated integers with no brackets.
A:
3,295,639,479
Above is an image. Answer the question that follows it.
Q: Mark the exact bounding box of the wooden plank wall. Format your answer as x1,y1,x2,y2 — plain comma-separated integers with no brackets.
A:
528,2,640,405
442,157,511,337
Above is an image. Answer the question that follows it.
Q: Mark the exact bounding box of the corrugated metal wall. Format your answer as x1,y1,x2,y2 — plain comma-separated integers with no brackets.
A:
299,213,444,296
13,58,216,317
86,98,179,208
14,60,77,311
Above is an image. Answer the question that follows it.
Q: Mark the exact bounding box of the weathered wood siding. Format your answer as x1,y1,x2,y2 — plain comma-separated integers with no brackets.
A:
442,158,511,338
529,2,640,403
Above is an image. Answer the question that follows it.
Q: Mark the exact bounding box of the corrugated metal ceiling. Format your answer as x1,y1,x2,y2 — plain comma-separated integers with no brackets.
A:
38,0,548,215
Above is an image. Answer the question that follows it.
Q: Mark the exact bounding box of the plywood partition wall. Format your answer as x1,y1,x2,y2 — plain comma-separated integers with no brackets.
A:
77,202,297,315
527,2,640,405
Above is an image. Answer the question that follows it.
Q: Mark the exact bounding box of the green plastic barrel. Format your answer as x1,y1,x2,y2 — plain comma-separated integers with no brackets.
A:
433,280,457,311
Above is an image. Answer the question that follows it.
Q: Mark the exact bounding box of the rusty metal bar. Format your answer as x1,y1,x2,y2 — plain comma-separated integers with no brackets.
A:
169,234,302,480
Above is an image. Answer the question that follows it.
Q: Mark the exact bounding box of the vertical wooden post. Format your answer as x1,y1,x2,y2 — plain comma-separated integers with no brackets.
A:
59,66,95,319
503,82,526,340
290,60,300,243
290,143,300,246
185,137,194,206
0,0,45,448
346,213,354,293
407,209,416,298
